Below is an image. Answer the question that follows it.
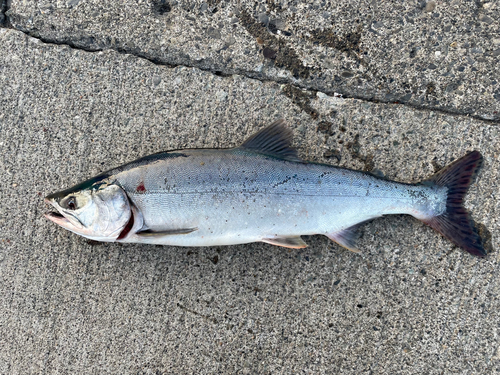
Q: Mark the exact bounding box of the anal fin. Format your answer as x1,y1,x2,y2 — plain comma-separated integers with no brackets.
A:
327,221,373,253
262,236,308,249
137,227,198,238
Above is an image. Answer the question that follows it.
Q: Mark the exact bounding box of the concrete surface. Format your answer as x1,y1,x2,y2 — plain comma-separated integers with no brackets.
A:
5,0,500,122
0,1,499,374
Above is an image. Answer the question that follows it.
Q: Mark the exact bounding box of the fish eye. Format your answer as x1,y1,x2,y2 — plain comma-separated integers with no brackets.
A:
63,196,77,210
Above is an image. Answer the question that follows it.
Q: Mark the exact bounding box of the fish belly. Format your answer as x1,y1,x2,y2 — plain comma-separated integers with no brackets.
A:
126,185,432,247
129,192,422,246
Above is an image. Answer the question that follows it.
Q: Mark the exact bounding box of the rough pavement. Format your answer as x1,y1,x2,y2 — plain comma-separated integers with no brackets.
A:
1,1,499,374
6,0,500,122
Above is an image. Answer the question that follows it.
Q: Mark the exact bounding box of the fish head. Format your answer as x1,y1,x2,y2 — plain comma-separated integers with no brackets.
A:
44,181,132,242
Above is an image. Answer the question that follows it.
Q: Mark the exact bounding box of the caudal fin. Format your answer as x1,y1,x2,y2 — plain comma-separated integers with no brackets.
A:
422,151,486,257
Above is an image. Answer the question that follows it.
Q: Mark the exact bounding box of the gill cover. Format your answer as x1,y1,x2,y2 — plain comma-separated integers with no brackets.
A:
45,181,132,242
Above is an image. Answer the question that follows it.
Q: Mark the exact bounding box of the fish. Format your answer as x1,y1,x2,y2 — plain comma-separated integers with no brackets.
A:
44,119,486,257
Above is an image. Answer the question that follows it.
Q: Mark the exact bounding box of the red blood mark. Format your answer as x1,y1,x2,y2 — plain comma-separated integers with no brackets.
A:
136,182,146,193
117,211,134,240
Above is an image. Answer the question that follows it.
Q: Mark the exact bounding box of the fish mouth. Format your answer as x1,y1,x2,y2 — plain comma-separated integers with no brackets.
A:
44,211,71,225
44,197,83,229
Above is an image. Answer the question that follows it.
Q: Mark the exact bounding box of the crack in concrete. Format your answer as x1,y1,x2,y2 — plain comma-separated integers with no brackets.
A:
1,23,498,125
177,303,218,324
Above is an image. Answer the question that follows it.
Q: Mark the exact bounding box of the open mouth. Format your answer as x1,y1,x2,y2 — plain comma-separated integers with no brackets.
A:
45,211,64,219
44,211,72,225
44,197,78,227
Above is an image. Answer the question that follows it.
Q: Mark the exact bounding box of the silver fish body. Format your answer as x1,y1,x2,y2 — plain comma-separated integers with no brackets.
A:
45,120,486,256
113,148,444,248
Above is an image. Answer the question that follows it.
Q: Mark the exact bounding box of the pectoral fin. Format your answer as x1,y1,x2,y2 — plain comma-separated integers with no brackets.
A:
137,227,198,238
262,236,308,249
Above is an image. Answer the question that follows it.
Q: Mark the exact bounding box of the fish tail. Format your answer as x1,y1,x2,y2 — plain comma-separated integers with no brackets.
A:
421,151,486,257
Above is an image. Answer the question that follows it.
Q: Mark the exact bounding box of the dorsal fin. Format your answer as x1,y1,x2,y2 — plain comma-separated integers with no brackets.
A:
238,119,302,162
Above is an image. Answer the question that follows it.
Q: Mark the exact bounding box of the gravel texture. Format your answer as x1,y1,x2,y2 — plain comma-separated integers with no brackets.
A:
0,2,499,374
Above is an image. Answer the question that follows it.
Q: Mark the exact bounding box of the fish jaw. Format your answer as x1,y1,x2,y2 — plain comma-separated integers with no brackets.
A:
44,197,85,231
43,209,108,240
44,211,78,229
44,210,118,242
